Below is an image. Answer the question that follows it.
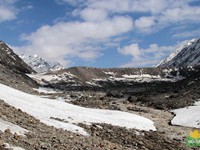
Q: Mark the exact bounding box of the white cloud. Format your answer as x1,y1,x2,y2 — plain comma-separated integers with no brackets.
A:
119,43,175,67
160,6,200,23
173,28,200,39
118,43,141,58
0,0,18,22
86,0,169,14
80,8,107,22
64,0,200,34
0,0,33,23
55,0,85,5
135,16,156,33
15,0,199,67
16,16,133,66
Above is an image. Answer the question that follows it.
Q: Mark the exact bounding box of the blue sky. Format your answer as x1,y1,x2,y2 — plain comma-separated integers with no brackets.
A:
0,0,200,68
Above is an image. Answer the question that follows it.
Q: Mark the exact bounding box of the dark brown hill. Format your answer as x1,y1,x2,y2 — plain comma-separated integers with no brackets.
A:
0,41,35,73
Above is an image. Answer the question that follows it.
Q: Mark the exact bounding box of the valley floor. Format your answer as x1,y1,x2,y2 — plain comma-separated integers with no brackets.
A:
0,85,197,150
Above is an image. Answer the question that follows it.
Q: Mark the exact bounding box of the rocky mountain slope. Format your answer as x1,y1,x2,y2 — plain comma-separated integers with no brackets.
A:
0,41,35,74
0,41,38,92
20,54,64,73
29,66,185,91
158,39,200,67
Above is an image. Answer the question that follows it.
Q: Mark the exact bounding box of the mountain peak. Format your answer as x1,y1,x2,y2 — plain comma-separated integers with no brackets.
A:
20,54,65,73
33,54,38,58
157,38,200,68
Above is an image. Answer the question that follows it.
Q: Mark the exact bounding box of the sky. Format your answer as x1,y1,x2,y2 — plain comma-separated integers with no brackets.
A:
0,0,200,68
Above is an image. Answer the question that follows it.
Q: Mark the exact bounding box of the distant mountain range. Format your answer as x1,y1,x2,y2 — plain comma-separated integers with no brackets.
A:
20,38,200,72
1,38,200,74
20,54,64,73
157,39,200,67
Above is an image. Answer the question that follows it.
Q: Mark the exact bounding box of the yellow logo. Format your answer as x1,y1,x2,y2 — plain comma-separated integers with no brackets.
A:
186,129,200,147
190,130,200,139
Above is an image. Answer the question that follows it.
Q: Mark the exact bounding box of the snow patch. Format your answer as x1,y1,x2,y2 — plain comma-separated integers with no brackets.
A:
0,118,28,136
103,71,115,76
122,74,160,79
171,99,200,128
28,72,76,85
0,83,156,136
86,81,102,87
33,87,62,94
93,73,180,83
3,143,25,150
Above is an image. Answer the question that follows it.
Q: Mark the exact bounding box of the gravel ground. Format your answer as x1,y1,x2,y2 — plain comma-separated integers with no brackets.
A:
0,95,193,150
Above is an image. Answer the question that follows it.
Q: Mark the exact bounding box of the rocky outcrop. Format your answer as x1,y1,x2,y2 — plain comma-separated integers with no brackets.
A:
0,41,35,73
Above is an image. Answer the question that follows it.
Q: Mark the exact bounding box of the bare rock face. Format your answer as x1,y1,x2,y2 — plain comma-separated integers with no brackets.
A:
0,41,38,91
158,39,200,67
0,41,35,73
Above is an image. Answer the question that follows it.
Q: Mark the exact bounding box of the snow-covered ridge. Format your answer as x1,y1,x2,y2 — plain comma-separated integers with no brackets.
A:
20,54,64,73
0,83,156,136
157,39,200,67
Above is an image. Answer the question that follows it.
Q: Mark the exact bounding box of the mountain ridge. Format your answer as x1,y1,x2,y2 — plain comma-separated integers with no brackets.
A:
20,54,64,73
0,41,35,73
158,39,200,67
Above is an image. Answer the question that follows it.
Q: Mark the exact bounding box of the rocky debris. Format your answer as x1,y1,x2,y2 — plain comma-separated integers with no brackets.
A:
0,100,126,149
0,139,6,150
0,64,38,93
107,90,124,98
71,94,119,110
0,41,38,93
65,91,196,148
41,66,184,90
127,106,149,113
66,67,171,82
127,96,138,103
79,123,187,150
36,66,200,110
0,95,193,149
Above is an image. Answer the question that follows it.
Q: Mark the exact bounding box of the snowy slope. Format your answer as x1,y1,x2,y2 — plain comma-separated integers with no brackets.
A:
0,83,156,135
20,54,64,73
158,39,200,67
171,100,200,128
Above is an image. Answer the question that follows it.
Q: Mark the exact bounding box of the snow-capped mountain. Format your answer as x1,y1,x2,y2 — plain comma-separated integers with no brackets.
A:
157,39,200,67
20,54,64,73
